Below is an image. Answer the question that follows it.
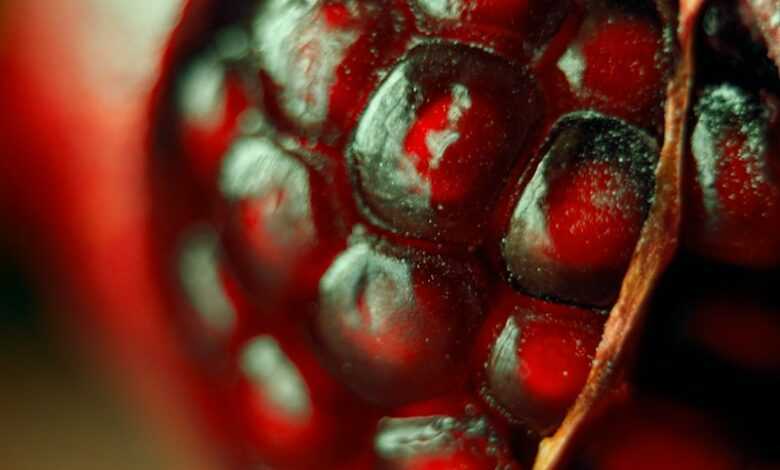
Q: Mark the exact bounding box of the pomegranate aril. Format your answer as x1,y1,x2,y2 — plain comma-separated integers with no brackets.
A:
314,233,485,406
501,111,658,307
234,328,376,469
219,136,347,305
475,288,604,435
175,38,251,187
177,226,237,338
375,413,520,470
411,0,570,57
251,0,411,142
684,84,780,267
349,42,540,244
556,7,668,123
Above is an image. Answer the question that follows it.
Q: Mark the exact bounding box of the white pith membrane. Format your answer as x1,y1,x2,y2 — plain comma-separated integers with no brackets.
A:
178,227,236,334
240,335,313,421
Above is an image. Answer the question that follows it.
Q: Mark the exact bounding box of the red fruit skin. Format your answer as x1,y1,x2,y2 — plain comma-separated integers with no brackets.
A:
0,0,243,467
684,86,780,268
474,287,605,435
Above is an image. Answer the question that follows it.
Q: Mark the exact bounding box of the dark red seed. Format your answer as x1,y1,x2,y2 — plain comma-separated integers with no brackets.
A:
684,84,780,267
313,233,485,405
349,42,540,244
501,111,658,306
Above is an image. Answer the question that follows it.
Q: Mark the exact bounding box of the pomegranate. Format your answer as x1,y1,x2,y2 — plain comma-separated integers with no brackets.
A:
1,0,780,469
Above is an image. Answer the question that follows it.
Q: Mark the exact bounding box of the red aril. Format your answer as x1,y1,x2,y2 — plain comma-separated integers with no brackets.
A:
177,226,239,340
349,42,540,244
219,136,349,305
233,326,377,469
175,34,251,188
401,86,508,205
251,0,412,142
501,112,658,306
545,160,645,270
374,413,520,470
411,0,570,57
314,233,485,405
684,84,780,267
556,8,668,123
475,288,605,435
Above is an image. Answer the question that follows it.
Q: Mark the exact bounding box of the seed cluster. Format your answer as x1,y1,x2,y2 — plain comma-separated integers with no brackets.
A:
158,0,780,468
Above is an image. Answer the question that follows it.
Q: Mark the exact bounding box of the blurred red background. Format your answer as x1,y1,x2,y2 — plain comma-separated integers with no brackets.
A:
0,1,221,467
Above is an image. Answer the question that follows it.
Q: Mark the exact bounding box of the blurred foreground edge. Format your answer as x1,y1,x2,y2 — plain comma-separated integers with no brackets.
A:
0,1,228,468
